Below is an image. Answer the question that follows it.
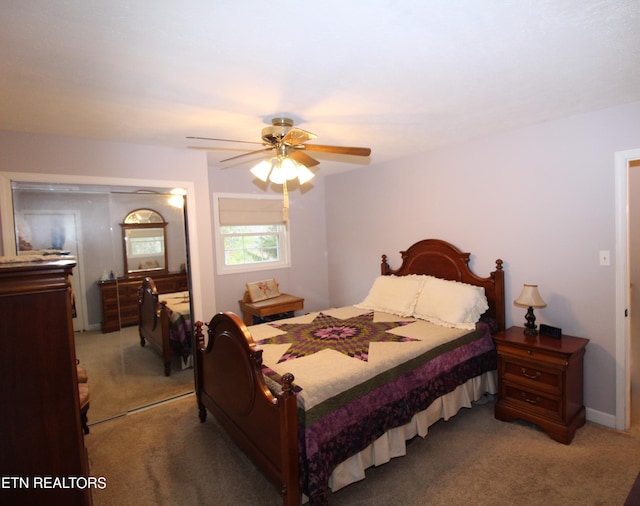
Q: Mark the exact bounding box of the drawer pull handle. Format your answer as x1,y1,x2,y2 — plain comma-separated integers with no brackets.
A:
521,368,541,380
521,392,541,404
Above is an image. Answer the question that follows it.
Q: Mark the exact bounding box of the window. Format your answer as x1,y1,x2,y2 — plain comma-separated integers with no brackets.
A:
128,235,164,257
213,193,290,274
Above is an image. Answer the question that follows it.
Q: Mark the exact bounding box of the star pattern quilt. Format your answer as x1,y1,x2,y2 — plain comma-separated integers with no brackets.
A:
256,311,415,362
248,306,497,501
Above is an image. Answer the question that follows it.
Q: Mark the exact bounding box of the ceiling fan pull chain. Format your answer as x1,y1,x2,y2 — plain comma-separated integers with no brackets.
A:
283,181,289,225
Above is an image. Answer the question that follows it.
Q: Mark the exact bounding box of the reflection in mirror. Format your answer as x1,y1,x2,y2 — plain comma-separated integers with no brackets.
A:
124,227,166,272
11,183,193,425
121,209,168,276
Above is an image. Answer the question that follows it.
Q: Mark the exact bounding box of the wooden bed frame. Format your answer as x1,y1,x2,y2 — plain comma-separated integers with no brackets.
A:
194,239,504,505
138,277,174,376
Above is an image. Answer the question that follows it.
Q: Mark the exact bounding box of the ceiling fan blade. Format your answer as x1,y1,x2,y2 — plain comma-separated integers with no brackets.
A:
289,150,320,167
220,147,274,163
186,136,265,146
299,144,371,157
282,127,317,146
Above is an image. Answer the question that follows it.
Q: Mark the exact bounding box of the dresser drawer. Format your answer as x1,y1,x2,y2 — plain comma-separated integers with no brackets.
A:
102,298,119,312
99,272,188,333
120,283,142,300
500,356,563,395
503,383,562,421
119,305,138,326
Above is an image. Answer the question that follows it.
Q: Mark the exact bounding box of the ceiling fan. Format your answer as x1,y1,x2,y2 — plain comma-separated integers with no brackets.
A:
187,117,371,184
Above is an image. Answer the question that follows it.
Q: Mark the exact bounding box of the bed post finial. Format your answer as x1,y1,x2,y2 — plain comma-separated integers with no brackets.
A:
495,259,503,271
195,321,205,349
281,372,295,398
381,254,389,275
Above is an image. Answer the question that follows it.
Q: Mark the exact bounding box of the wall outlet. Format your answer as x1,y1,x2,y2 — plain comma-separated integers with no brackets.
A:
599,250,610,266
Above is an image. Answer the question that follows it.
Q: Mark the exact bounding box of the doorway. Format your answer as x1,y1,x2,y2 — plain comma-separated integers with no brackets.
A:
629,159,640,428
17,209,88,331
614,149,640,431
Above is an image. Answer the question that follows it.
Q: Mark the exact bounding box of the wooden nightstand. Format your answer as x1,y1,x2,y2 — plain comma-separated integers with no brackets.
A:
238,293,304,326
493,326,589,444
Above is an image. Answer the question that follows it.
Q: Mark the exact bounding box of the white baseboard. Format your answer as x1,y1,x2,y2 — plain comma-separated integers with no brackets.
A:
586,406,616,429
80,323,102,332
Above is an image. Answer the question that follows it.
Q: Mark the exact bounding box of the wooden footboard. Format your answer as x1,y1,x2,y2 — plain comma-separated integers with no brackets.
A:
138,277,173,376
195,313,299,506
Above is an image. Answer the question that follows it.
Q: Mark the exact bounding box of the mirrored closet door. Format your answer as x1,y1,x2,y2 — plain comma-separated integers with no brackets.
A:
10,181,194,425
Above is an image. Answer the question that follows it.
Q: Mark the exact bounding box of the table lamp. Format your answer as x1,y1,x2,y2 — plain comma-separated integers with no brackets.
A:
514,284,547,336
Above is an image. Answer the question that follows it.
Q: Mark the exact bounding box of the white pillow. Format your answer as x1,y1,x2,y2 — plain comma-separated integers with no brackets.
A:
355,275,426,317
413,276,488,330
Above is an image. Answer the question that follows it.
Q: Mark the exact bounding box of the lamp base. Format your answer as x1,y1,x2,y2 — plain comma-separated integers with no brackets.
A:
523,306,538,336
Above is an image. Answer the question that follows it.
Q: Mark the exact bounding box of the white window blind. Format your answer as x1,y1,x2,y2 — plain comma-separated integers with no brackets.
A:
218,197,285,226
213,193,290,274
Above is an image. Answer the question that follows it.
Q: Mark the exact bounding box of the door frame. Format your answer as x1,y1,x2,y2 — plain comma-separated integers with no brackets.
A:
18,208,88,331
615,148,640,430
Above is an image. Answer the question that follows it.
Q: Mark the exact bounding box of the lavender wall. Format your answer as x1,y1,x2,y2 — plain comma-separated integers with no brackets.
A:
324,101,640,420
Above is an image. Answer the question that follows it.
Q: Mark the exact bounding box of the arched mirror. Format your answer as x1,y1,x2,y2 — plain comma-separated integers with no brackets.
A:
121,208,168,276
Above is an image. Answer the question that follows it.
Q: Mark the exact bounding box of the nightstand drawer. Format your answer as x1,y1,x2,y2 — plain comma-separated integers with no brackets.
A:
503,383,561,420
501,357,563,395
497,343,569,368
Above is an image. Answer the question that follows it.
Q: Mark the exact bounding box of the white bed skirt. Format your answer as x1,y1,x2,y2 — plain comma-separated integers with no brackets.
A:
327,369,497,493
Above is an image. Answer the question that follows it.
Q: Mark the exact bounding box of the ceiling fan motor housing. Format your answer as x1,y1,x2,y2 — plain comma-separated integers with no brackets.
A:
261,117,294,144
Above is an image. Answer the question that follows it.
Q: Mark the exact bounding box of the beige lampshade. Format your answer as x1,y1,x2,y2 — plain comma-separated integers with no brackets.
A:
514,284,547,308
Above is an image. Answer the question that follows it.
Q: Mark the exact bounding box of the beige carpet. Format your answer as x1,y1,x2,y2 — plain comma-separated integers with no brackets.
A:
75,327,194,424
85,394,640,505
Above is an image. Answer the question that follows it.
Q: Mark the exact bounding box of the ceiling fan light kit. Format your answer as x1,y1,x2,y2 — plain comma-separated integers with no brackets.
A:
250,156,316,185
262,160,314,184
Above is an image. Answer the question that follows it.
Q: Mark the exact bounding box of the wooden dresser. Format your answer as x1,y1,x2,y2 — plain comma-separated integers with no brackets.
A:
98,271,188,333
0,260,92,506
494,326,589,444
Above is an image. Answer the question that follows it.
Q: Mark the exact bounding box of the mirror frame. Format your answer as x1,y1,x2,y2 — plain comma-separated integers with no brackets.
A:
121,208,169,277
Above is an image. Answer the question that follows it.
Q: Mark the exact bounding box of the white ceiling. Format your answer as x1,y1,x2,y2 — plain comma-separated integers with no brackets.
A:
1,1,639,176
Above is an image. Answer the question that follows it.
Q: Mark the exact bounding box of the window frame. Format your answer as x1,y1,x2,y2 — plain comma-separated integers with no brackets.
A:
213,192,291,275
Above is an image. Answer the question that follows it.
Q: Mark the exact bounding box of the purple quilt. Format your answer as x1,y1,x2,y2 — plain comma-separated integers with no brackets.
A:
259,316,497,502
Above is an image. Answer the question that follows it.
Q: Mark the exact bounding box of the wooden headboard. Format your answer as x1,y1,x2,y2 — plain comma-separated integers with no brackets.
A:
381,239,505,330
